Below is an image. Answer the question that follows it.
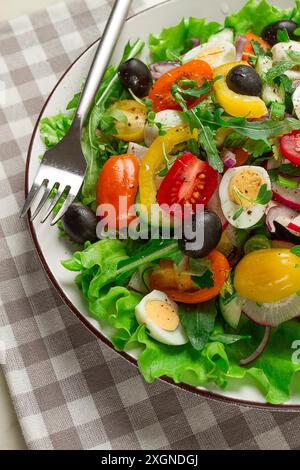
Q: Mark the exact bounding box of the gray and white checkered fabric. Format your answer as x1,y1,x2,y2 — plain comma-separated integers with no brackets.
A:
1,0,300,450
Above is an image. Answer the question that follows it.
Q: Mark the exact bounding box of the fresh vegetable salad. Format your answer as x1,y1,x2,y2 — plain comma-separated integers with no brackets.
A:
41,0,300,404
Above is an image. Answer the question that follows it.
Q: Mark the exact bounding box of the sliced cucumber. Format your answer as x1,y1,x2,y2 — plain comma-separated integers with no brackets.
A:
219,295,243,329
256,56,285,106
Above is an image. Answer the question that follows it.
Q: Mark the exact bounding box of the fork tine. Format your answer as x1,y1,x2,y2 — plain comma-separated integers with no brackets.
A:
30,181,53,221
20,181,43,217
40,186,63,224
50,189,74,226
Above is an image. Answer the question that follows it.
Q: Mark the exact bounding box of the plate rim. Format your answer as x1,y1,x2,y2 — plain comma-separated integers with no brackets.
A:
25,0,300,412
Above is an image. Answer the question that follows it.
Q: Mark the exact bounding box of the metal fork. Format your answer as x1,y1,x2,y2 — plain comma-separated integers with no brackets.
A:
21,0,132,225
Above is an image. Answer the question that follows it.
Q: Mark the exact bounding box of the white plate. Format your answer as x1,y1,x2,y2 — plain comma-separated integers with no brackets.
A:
26,0,300,409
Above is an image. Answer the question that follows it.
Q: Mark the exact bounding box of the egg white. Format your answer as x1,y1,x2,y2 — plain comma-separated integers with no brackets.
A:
135,290,188,346
219,166,271,229
272,41,300,63
144,110,184,147
182,40,236,68
293,85,300,119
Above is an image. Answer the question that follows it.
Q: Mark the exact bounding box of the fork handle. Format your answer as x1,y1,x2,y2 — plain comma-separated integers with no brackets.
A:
75,0,132,126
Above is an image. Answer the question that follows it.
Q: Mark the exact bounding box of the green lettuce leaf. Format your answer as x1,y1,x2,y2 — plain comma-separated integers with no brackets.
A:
128,325,230,388
149,17,221,61
225,0,294,35
40,113,73,148
89,286,142,351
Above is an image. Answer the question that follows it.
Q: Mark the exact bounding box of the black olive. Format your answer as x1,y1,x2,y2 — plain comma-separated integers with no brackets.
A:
62,203,98,245
226,65,262,97
178,210,222,259
262,19,299,46
119,59,153,98
273,221,300,245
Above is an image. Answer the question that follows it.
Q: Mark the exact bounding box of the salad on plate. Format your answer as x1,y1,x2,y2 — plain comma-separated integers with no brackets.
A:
40,0,300,405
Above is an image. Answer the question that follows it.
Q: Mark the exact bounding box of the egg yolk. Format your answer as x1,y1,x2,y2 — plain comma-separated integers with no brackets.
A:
234,249,300,303
145,300,179,331
195,46,225,67
229,169,265,209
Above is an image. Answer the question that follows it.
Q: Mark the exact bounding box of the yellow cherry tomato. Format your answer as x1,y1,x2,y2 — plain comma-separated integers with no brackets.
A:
108,99,147,142
213,62,268,119
234,249,300,303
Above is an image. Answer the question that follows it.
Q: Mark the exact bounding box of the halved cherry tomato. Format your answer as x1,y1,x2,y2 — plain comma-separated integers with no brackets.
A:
242,33,270,61
107,100,147,142
150,250,230,304
280,130,300,167
157,152,218,215
96,154,140,229
149,60,213,112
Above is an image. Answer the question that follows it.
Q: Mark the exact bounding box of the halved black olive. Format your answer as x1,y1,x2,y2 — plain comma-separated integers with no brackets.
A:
226,65,262,97
178,210,222,259
262,19,299,46
62,203,98,245
119,59,153,98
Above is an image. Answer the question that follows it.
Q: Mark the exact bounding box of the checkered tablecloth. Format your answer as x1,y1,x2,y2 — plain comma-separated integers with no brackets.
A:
1,0,300,451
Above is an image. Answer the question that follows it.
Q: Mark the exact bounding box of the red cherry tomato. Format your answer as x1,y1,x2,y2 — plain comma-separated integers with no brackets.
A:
280,130,300,167
96,154,140,229
157,152,218,216
242,33,270,61
149,60,213,112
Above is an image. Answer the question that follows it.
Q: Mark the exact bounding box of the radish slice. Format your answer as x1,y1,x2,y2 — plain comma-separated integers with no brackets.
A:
240,327,272,366
272,181,300,210
266,203,298,232
241,294,300,327
287,215,300,233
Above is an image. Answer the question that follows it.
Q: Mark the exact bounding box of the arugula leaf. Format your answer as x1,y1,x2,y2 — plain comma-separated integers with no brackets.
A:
251,39,266,57
198,123,224,173
208,110,300,144
264,60,295,83
192,269,214,289
179,301,217,351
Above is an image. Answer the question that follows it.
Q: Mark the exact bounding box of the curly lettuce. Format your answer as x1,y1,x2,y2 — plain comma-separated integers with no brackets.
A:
149,17,221,61
225,0,300,36
63,239,300,404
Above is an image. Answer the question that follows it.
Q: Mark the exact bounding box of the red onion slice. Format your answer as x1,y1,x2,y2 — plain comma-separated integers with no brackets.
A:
235,35,247,61
221,148,237,169
150,61,180,80
240,327,272,366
